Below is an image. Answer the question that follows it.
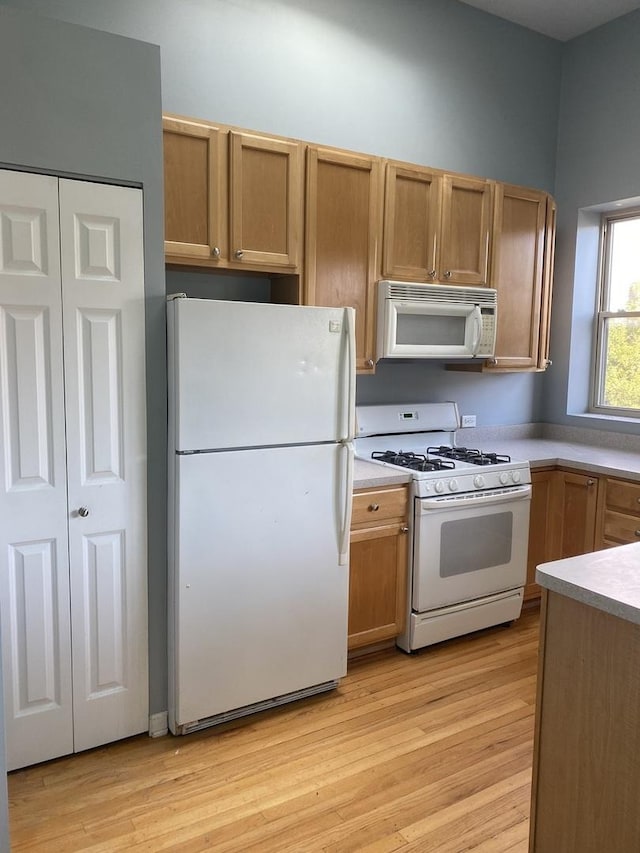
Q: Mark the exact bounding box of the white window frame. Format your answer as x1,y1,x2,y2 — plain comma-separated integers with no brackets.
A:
591,208,640,418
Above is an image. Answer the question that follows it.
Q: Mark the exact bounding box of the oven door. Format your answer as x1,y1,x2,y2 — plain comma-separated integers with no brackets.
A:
412,485,531,612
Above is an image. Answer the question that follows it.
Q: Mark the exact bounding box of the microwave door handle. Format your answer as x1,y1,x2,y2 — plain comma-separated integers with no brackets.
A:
471,306,482,355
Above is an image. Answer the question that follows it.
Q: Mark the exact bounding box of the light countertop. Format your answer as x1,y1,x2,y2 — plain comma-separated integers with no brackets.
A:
353,459,411,490
536,542,640,625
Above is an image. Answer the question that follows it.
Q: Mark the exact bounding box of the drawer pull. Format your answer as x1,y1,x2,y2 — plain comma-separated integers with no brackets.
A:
368,503,380,512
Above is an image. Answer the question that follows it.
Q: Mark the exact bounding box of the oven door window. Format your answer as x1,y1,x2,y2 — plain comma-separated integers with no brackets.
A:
440,512,512,577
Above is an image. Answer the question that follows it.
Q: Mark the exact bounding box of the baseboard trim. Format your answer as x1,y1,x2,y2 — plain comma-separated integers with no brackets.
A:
148,711,169,738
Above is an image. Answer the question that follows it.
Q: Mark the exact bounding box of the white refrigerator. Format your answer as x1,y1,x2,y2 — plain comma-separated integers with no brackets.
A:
167,295,356,734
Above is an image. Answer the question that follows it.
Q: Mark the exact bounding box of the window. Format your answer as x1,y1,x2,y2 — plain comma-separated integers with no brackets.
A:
592,210,640,416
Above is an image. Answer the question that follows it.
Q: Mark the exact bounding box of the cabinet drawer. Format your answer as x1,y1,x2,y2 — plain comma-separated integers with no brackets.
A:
604,478,640,516
603,509,640,545
352,486,408,528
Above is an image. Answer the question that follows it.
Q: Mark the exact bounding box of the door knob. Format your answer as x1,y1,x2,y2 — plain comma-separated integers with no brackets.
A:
77,507,90,517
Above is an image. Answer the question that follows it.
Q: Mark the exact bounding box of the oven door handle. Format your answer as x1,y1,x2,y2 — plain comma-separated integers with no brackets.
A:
419,484,532,512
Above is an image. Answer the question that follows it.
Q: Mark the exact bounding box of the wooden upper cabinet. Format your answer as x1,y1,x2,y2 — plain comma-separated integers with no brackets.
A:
163,117,225,262
483,185,556,372
538,195,557,371
382,163,441,280
305,147,383,372
229,131,302,269
162,116,302,273
383,166,492,286
439,175,493,285
488,184,547,370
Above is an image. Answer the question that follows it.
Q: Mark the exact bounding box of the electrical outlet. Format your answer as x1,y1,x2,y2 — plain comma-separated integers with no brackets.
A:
461,414,476,428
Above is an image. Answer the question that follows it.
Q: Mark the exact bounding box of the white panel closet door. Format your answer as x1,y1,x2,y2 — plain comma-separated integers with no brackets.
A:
0,171,148,770
0,170,74,770
59,179,148,752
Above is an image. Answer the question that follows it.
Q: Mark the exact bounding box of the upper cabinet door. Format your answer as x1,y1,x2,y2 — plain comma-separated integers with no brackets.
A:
305,147,383,373
382,163,442,281
162,117,226,262
487,184,548,370
439,175,493,286
229,131,302,270
538,196,557,370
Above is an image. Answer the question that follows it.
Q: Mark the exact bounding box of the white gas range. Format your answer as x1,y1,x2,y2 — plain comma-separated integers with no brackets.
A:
354,402,532,652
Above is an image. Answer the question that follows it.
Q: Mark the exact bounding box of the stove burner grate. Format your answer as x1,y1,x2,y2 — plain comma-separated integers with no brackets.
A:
371,451,456,473
426,446,512,466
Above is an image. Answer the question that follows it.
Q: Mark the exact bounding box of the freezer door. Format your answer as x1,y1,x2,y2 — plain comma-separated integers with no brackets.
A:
168,298,355,451
170,443,351,729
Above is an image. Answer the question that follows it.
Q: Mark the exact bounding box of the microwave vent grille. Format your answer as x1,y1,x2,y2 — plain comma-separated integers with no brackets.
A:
382,281,496,306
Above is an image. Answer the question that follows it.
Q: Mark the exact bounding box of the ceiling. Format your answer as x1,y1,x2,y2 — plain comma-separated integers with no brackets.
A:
458,0,640,41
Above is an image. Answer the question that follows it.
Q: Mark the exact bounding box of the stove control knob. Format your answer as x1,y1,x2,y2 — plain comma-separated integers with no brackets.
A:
512,470,521,483
499,472,510,485
473,475,485,489
435,481,445,494
448,479,459,492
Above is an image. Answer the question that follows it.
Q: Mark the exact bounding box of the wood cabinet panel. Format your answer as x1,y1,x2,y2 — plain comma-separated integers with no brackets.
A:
349,485,409,650
351,485,408,526
439,175,493,286
163,117,224,260
530,591,640,852
305,147,383,372
525,470,559,601
556,471,599,558
382,163,441,280
163,116,302,273
488,185,546,370
229,131,302,268
526,467,601,602
349,523,408,648
596,476,640,547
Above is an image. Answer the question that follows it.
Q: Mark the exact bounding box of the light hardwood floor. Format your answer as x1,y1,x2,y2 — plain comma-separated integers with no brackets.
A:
8,607,540,852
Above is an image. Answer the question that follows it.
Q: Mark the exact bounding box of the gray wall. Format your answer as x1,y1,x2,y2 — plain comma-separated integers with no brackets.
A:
0,1,167,737
2,0,563,429
544,9,640,435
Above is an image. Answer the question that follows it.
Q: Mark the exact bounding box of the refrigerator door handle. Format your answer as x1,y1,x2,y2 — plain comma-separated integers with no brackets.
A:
338,440,354,566
342,307,357,442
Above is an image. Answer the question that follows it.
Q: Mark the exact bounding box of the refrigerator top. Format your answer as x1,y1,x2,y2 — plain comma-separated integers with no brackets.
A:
167,297,356,452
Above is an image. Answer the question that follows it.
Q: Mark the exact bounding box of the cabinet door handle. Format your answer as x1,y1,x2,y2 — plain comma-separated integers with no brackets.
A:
77,507,90,518
443,270,451,278
211,246,221,259
428,269,436,278
635,530,640,538
400,525,409,533
587,479,595,486
364,358,374,369
368,503,380,512
234,249,244,259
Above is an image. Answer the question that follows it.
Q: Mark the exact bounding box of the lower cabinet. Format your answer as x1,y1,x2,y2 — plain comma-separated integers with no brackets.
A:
348,485,409,650
525,470,558,601
596,476,640,548
554,470,599,558
526,468,600,601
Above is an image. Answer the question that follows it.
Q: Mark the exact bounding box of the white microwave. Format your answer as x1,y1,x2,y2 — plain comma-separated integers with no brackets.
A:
377,281,497,361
